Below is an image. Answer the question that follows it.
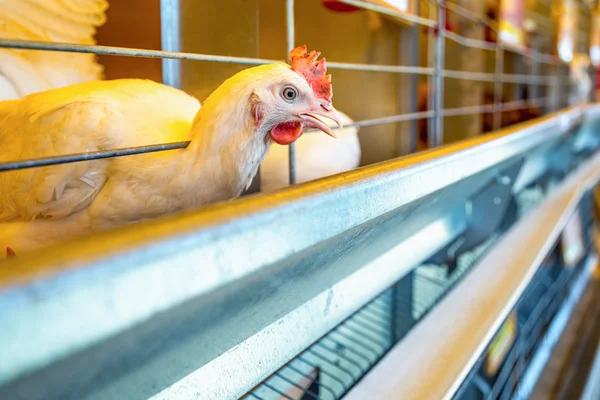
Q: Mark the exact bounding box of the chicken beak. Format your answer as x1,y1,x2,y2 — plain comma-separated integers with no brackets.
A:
300,106,344,138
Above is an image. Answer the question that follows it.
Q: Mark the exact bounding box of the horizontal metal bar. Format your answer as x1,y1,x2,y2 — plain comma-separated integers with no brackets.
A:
0,105,588,397
0,39,275,65
442,70,551,84
503,98,551,112
441,104,495,117
0,98,546,173
499,100,530,112
0,142,189,172
0,37,563,75
539,53,561,66
0,113,436,172
345,111,434,127
0,39,433,76
326,61,433,75
343,147,600,400
336,0,436,27
445,2,498,32
442,69,496,82
500,74,551,85
441,98,547,117
443,30,498,51
503,42,533,58
0,100,556,172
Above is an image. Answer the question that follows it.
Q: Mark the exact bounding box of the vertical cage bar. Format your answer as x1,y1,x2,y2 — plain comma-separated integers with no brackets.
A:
557,63,563,112
408,1,421,153
287,0,297,184
494,43,505,130
564,63,570,109
242,2,263,196
433,1,446,147
560,64,575,108
514,54,525,101
530,49,540,102
426,2,435,149
160,0,181,88
549,64,560,112
591,64,597,102
516,335,526,393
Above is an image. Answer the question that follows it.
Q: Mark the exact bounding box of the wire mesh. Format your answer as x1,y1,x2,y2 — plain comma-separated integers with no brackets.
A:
0,0,581,185
245,293,395,400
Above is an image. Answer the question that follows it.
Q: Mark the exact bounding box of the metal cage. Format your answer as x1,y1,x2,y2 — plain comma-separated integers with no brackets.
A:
0,2,599,400
0,0,583,182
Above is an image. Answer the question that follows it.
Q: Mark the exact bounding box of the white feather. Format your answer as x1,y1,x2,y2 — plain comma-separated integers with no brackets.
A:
0,0,108,100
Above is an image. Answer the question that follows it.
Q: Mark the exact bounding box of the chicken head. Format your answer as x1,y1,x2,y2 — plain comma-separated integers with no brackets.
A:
250,46,344,145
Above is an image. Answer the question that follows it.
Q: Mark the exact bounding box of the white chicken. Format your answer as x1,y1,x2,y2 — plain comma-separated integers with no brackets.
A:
260,111,360,192
0,0,108,100
0,46,343,256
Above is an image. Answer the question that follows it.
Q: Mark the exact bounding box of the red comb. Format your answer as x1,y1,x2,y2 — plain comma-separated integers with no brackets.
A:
290,45,332,103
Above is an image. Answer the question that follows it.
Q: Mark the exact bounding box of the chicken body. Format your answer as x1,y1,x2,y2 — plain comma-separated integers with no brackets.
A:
1,79,199,217
0,50,343,254
0,79,202,250
260,111,360,192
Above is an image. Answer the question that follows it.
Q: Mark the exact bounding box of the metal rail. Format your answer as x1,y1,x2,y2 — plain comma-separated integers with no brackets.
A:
0,101,546,172
343,136,600,400
287,0,296,183
0,104,592,400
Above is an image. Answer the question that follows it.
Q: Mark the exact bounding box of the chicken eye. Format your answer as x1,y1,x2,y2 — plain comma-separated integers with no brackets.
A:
281,86,298,102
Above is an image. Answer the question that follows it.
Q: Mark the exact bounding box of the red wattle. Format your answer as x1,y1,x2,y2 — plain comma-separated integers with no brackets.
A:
270,121,303,145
